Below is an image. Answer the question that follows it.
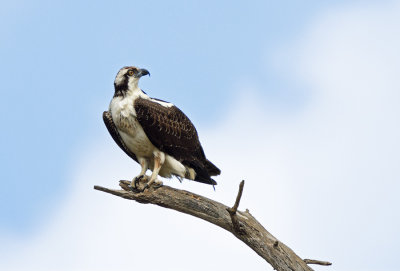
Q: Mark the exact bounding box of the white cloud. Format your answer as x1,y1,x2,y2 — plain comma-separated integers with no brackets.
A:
268,2,400,270
0,126,272,271
2,2,400,271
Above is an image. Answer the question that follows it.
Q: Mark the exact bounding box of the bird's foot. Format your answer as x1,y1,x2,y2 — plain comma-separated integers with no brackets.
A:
130,185,146,193
153,179,163,189
141,179,163,191
129,186,142,193
129,177,163,193
129,175,146,193
134,175,145,188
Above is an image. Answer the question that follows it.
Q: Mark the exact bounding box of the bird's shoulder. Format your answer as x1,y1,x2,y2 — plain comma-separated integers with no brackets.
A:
133,97,205,162
134,97,195,130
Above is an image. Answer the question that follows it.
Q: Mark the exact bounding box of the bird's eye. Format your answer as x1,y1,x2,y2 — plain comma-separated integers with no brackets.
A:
128,70,135,76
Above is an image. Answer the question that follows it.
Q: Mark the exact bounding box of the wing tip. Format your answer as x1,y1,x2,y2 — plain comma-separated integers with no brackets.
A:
194,175,217,186
102,110,110,121
205,159,221,176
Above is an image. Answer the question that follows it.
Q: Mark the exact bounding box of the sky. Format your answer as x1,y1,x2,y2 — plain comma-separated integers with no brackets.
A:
1,0,399,271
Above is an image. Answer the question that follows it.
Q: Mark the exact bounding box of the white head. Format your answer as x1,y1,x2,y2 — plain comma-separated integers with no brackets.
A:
114,66,150,97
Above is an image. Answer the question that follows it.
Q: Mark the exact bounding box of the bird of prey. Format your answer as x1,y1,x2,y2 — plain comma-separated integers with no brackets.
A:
103,66,220,192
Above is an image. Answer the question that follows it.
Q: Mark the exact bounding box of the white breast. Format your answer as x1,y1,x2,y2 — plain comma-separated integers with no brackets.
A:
109,90,155,157
108,89,187,179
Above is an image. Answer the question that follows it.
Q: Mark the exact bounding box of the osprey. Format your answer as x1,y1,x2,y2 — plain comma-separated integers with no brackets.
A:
103,66,220,192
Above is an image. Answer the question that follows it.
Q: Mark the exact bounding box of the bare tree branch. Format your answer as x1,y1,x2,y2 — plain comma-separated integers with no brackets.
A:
227,180,245,215
94,180,331,271
304,259,332,266
226,180,246,234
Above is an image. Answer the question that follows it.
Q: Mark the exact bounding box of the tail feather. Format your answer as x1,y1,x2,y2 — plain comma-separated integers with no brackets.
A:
204,159,221,176
184,159,218,185
195,175,217,185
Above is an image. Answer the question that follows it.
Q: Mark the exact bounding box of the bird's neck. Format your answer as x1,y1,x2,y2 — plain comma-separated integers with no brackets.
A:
114,85,144,98
125,87,144,97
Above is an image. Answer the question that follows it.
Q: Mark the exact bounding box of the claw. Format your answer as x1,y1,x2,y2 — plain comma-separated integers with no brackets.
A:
129,182,148,193
128,175,163,193
153,182,163,189
133,175,144,188
129,185,142,193
129,175,145,193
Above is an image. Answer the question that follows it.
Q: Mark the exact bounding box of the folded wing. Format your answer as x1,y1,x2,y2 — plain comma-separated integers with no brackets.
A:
103,111,138,163
134,98,220,185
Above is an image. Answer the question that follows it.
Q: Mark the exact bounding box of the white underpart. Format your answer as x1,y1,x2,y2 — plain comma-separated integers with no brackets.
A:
109,75,187,180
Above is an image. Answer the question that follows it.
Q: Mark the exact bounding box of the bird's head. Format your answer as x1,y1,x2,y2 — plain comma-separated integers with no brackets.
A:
114,66,150,96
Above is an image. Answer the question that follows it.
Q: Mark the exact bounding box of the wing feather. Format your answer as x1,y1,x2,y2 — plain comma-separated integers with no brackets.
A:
103,111,138,163
134,98,204,161
134,98,220,184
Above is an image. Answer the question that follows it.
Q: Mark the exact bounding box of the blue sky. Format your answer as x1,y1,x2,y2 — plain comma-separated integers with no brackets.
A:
0,0,345,232
1,1,400,270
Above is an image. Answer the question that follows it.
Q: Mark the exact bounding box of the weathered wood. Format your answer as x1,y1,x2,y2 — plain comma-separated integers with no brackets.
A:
94,180,330,271
304,259,332,266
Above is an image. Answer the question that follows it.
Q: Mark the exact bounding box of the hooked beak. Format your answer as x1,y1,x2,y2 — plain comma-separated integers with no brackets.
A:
137,68,150,78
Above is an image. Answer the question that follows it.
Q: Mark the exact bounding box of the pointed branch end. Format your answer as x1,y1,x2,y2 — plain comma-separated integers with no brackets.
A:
227,180,246,235
304,259,332,266
119,180,132,191
227,180,245,215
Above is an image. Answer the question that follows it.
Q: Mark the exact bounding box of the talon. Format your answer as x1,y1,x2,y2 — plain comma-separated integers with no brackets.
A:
153,182,163,189
131,175,144,189
129,185,142,193
130,183,148,193
142,183,150,191
128,175,146,193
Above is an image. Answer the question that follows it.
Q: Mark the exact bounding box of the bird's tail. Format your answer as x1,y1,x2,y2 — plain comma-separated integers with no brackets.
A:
204,159,221,176
195,175,217,186
185,159,218,185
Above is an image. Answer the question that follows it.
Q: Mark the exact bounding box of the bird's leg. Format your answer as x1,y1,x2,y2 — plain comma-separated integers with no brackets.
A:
130,158,148,192
142,151,165,191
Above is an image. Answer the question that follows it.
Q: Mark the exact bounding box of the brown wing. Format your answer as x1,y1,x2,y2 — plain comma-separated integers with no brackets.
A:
134,98,220,184
134,98,205,161
103,111,138,163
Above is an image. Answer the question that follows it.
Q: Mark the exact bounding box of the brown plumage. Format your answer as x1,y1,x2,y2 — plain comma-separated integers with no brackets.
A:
134,98,220,185
105,65,220,189
103,111,138,163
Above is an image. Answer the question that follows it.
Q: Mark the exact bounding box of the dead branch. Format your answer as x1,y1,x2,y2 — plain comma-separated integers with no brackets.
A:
94,180,330,271
304,259,332,266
